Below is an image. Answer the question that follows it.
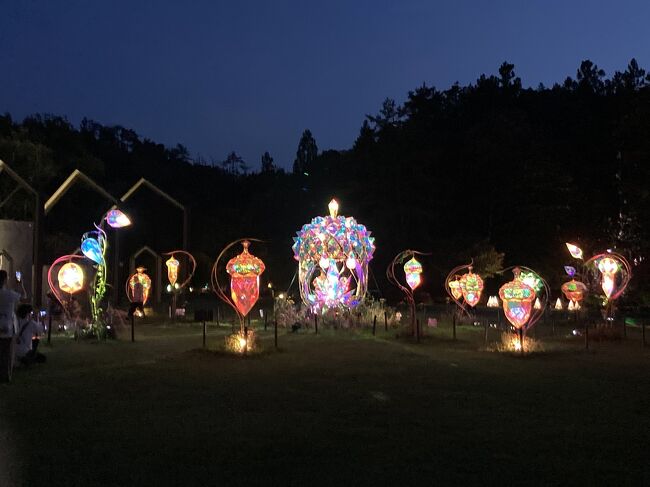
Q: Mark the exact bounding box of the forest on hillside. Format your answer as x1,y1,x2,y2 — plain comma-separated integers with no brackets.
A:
1,59,649,304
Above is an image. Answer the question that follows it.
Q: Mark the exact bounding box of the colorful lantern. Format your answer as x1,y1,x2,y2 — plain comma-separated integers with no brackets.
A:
81,236,104,265
105,209,131,228
292,199,375,312
404,257,423,291
166,255,180,287
128,267,152,305
448,279,463,301
226,241,265,317
499,269,536,329
561,279,587,302
566,243,584,260
534,297,541,310
57,262,84,294
564,266,576,277
597,257,619,299
519,270,543,293
486,295,499,308
554,298,563,310
459,269,483,307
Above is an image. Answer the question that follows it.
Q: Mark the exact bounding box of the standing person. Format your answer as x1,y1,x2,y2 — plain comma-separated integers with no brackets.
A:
0,270,26,382
15,304,46,366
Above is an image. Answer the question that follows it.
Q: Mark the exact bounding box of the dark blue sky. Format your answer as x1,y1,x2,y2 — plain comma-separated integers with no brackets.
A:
2,1,648,170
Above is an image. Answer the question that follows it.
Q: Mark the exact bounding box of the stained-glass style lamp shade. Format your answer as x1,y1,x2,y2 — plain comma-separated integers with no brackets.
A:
499,273,536,329
597,257,619,298
404,257,422,291
292,199,375,312
564,266,576,277
128,267,152,304
81,237,104,265
460,271,483,307
448,280,463,301
58,262,84,294
566,243,584,260
105,209,131,228
166,255,180,286
226,241,265,317
561,279,587,302
519,270,543,293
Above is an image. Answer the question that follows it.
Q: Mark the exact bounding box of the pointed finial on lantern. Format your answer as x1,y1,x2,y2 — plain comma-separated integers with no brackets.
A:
328,199,339,218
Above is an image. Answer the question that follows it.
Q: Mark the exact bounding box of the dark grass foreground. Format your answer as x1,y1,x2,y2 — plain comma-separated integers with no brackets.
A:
1,324,649,486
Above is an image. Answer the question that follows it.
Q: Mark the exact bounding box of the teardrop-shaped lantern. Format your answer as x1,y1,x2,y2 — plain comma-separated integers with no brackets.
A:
166,255,180,287
105,209,131,228
403,257,423,291
81,237,104,265
226,241,265,317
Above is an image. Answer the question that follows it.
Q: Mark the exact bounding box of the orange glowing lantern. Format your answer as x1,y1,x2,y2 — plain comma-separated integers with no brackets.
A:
561,279,587,302
166,255,180,287
459,268,483,307
499,268,536,329
226,241,265,317
128,267,152,305
58,262,84,294
597,257,619,299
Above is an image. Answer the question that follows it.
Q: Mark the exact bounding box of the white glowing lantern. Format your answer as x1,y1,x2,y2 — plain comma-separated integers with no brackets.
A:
534,297,541,310
554,298,563,310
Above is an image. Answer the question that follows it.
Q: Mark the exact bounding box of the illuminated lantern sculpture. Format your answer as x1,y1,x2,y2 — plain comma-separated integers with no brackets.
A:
554,298,563,310
566,243,584,260
459,267,483,307
561,279,587,302
499,269,536,330
293,199,375,312
448,279,463,301
226,241,265,317
486,296,499,308
58,262,84,294
81,233,105,265
404,257,423,291
105,209,131,228
166,255,180,287
387,249,427,336
127,267,152,305
596,257,619,299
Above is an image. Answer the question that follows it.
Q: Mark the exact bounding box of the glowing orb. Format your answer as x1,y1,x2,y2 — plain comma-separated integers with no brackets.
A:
561,279,587,302
105,209,131,228
58,262,84,294
226,241,265,317
499,270,536,329
460,270,483,307
566,243,584,260
81,237,104,265
597,257,619,298
128,267,152,305
404,257,423,291
292,199,375,312
166,255,180,287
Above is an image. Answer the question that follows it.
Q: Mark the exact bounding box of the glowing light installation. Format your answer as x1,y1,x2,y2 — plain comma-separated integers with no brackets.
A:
445,263,483,317
584,252,631,304
211,238,266,353
226,241,265,317
498,266,549,353
47,254,86,318
387,249,427,336
561,279,587,302
404,257,423,291
597,257,619,299
81,227,108,330
459,267,484,307
166,255,179,286
554,298,563,310
566,243,584,260
105,209,131,228
486,295,499,308
127,267,152,306
293,199,375,312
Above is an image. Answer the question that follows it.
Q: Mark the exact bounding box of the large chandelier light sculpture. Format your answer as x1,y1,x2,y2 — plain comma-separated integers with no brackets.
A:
292,199,375,313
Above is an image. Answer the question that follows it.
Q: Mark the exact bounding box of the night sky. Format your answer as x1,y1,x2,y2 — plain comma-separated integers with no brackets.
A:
2,0,649,170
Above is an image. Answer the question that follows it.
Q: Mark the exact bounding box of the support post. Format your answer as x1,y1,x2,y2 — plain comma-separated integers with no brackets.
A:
416,319,420,343
202,320,206,348
372,315,376,336
642,322,646,348
264,312,268,331
519,327,524,355
585,323,589,350
130,314,135,343
484,318,488,345
314,314,318,335
452,312,457,341
384,311,388,331
274,320,278,349
47,313,53,345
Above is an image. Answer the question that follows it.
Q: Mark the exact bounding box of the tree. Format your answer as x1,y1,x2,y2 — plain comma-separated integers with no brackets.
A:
221,151,248,175
293,129,317,175
260,151,276,173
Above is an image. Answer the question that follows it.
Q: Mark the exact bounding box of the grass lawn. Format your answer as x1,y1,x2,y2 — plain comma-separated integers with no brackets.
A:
1,320,649,486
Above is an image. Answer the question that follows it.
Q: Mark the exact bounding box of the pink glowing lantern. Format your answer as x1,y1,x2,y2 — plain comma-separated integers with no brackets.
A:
226,241,265,317
597,257,619,299
404,257,423,291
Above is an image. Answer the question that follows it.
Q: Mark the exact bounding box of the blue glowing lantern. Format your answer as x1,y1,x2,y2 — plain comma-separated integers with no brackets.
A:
81,236,104,265
105,209,131,228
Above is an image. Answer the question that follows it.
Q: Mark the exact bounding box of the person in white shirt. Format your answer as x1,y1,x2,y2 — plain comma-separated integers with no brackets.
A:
15,304,45,365
0,269,26,382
